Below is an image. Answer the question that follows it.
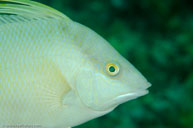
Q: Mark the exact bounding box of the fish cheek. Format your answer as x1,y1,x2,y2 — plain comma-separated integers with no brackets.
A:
75,70,119,111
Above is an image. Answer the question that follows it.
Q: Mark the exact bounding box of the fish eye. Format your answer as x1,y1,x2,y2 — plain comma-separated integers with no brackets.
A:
105,63,120,76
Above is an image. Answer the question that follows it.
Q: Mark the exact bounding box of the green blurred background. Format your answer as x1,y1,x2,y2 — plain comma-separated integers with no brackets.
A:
38,0,193,128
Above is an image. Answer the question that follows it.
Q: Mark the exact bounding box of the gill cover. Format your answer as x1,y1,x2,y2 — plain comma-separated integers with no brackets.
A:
75,69,130,111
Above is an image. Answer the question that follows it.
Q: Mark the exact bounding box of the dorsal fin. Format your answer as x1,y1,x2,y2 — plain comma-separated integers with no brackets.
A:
0,0,70,25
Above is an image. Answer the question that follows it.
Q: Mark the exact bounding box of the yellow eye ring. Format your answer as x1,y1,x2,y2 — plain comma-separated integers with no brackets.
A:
105,63,120,76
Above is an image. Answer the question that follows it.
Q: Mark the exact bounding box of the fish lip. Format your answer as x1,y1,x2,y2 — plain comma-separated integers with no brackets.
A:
113,90,149,105
116,90,149,99
115,81,151,101
146,82,152,89
79,90,149,112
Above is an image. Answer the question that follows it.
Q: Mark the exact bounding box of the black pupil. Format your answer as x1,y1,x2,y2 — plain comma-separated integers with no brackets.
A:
109,66,116,72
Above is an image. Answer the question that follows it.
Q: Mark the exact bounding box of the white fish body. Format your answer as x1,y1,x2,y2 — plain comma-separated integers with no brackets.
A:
0,0,151,128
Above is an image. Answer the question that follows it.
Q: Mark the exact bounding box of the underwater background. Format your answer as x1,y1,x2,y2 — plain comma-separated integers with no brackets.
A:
36,0,193,128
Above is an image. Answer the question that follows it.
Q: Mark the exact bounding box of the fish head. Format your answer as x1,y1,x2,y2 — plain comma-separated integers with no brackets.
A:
72,22,151,112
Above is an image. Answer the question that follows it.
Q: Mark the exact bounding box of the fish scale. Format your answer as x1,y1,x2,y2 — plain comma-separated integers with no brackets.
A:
0,16,70,126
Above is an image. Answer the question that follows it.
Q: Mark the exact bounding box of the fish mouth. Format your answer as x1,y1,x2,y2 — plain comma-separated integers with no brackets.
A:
112,90,149,105
113,82,151,104
93,83,151,112
85,90,149,112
